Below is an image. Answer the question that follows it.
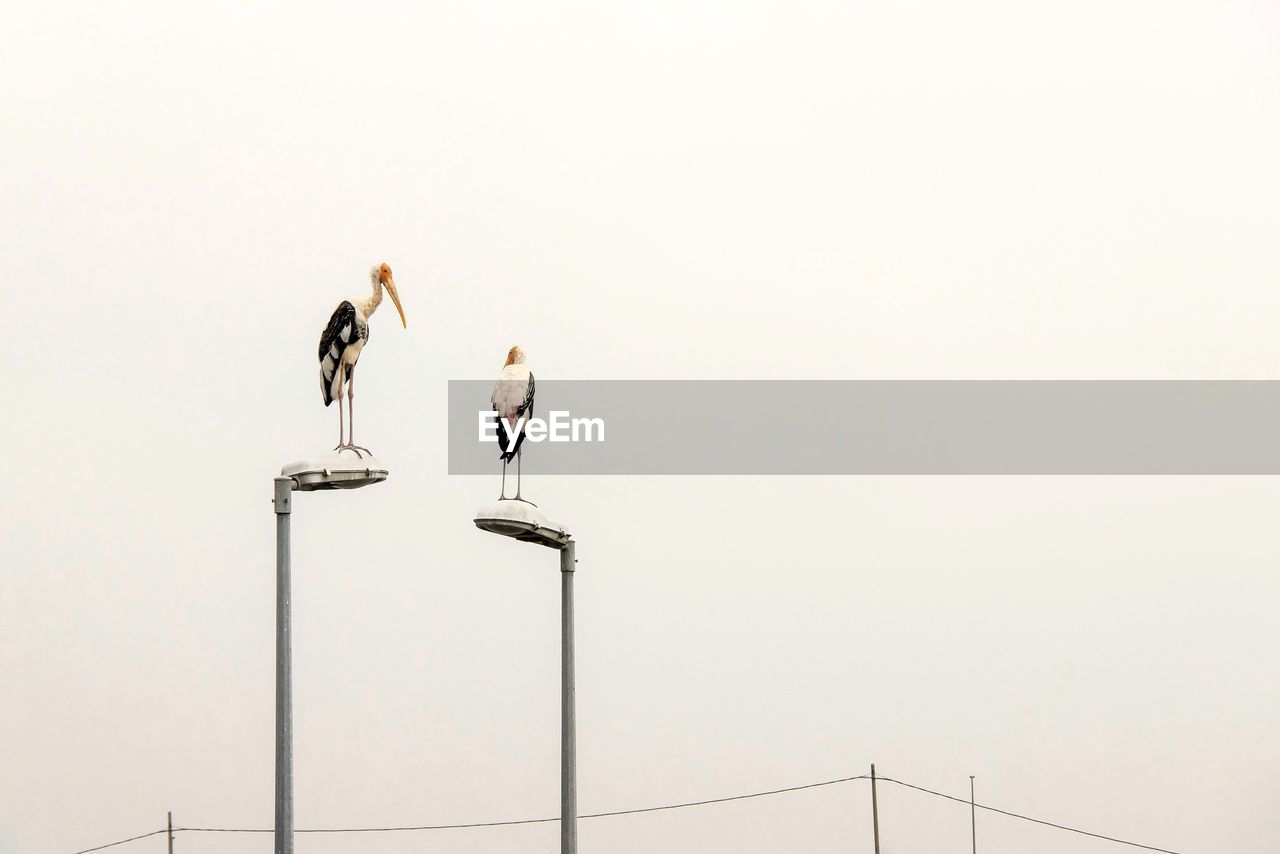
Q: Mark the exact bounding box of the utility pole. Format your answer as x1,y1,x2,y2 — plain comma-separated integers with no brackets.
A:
167,811,173,854
870,764,881,854
269,454,388,854
273,477,294,854
970,776,977,854
560,541,577,854
473,500,577,854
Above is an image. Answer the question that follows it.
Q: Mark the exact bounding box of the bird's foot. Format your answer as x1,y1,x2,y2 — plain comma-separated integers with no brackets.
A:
334,444,373,458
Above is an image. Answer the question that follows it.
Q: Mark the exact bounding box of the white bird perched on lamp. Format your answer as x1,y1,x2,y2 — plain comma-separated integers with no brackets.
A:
318,262,406,454
491,345,535,500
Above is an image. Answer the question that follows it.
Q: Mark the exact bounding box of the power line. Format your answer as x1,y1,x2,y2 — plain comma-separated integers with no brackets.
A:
173,774,874,835
71,829,167,854
584,773,873,820
875,775,1185,854
70,771,1189,854
73,774,874,850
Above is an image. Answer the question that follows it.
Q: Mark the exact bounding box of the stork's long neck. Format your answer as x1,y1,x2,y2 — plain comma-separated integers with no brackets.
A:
356,279,383,318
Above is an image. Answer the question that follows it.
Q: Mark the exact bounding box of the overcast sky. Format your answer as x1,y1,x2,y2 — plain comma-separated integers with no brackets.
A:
2,2,1278,852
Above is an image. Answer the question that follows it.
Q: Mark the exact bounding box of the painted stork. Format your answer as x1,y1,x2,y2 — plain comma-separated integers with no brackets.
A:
491,345,535,500
318,262,406,453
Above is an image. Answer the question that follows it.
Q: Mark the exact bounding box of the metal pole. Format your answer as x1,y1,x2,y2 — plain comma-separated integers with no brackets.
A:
970,775,977,854
560,540,577,854
870,764,881,854
273,477,294,854
167,811,173,854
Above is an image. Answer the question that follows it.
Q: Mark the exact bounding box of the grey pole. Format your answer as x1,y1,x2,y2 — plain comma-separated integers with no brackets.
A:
560,540,577,854
273,477,294,854
870,764,881,854
970,775,976,854
167,811,173,854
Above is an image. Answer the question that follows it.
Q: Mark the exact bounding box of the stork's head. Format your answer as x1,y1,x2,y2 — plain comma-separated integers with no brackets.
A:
371,262,406,328
504,345,526,366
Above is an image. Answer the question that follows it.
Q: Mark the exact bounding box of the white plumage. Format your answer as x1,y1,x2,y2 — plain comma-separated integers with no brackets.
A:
491,363,532,426
491,345,535,500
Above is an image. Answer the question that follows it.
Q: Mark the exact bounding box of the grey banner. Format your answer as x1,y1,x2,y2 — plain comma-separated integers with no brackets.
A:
448,381,1280,474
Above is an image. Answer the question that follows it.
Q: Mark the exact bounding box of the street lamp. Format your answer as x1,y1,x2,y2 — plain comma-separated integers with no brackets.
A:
272,450,390,854
473,499,577,854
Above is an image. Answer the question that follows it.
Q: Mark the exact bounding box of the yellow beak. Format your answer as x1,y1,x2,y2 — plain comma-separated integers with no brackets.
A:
385,277,406,328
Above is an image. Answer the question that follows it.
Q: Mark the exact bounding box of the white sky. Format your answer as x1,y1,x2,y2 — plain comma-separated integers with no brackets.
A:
2,1,1278,852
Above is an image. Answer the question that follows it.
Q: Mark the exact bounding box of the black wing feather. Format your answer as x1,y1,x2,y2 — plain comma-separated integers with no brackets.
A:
318,301,358,406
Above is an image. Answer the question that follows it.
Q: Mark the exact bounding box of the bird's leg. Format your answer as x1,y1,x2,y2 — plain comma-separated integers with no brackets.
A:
515,445,522,501
348,369,355,447
345,368,371,456
335,387,346,450
499,457,508,500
